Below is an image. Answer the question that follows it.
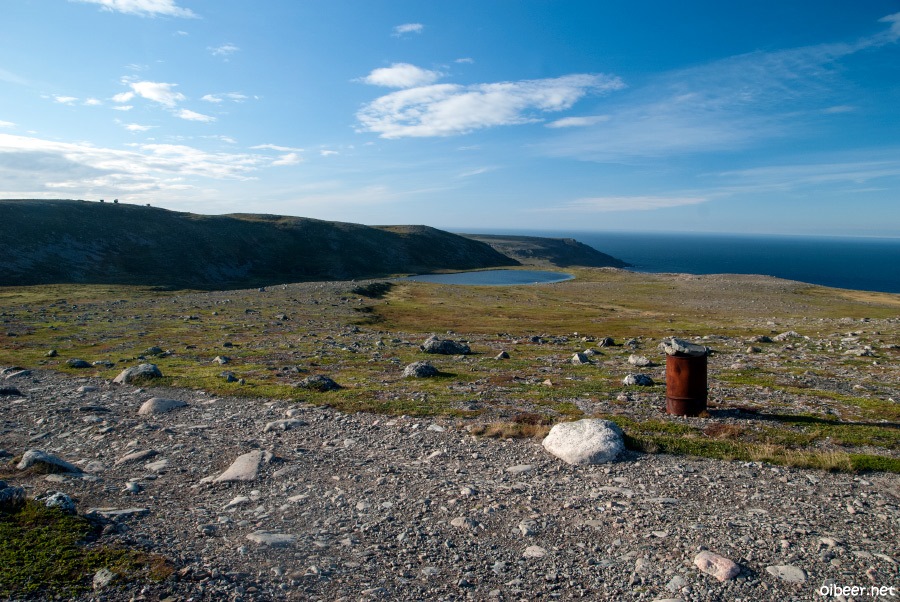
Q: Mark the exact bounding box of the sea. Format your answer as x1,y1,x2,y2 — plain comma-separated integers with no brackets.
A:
465,230,900,294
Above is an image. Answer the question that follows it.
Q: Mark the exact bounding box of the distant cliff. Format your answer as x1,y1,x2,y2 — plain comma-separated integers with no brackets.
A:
0,199,517,288
461,234,630,268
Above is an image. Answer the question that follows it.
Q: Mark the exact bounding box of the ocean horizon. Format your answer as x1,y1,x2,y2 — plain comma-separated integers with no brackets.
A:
463,230,900,294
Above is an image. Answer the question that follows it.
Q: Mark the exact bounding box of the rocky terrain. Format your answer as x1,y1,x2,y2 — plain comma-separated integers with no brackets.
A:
0,268,898,600
1,367,898,602
459,235,629,269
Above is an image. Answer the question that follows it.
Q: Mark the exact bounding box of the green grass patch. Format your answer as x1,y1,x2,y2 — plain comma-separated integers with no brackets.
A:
0,500,172,598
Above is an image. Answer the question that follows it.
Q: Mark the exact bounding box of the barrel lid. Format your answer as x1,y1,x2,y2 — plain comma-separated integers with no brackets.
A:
660,337,708,357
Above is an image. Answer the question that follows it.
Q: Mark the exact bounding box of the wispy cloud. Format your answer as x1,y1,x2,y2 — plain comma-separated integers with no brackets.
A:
251,144,304,152
544,13,900,162
124,123,155,132
53,95,78,105
0,121,14,128
271,153,302,166
201,92,248,103
360,63,442,89
320,150,339,157
357,74,625,138
392,23,423,37
458,166,497,178
547,195,709,213
177,108,215,122
455,58,474,64
0,133,266,199
546,115,609,128
126,81,185,107
209,43,239,57
712,157,900,193
112,105,133,111
73,0,197,18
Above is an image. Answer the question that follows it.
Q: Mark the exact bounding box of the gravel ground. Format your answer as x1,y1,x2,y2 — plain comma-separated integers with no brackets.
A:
2,368,898,601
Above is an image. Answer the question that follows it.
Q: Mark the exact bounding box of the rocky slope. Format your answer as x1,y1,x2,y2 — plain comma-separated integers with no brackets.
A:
1,367,897,601
461,234,629,268
0,200,518,288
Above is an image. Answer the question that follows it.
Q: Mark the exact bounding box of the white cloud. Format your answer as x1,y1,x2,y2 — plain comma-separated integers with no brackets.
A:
0,132,265,200
549,195,709,213
392,23,423,37
546,115,610,128
320,150,338,157
880,12,900,38
823,105,855,114
361,63,442,88
84,98,103,106
250,144,304,152
357,73,625,138
73,0,197,18
53,95,78,105
124,123,155,131
0,121,14,128
271,153,302,166
129,81,185,107
455,58,474,64
202,92,247,103
458,166,496,178
112,91,135,103
177,108,215,122
209,43,239,57
112,105,134,111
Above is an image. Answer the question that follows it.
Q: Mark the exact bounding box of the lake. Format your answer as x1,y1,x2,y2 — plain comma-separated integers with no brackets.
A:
406,269,573,286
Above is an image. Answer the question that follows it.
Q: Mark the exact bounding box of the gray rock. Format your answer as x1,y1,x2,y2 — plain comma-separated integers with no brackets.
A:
144,346,164,356
264,418,306,433
66,358,91,368
402,361,439,378
495,351,510,360
766,564,807,583
246,531,296,547
0,386,22,396
138,397,187,415
597,337,615,347
660,338,708,357
773,330,804,341
420,335,471,355
113,363,162,384
627,354,651,366
16,449,81,474
518,519,539,536
115,449,158,465
220,371,238,382
571,352,592,365
297,375,340,391
750,335,773,343
542,419,624,465
93,568,117,591
214,355,230,364
623,374,654,386
694,551,740,581
36,491,76,513
207,450,273,483
0,480,26,512
450,516,478,530
46,349,58,357
523,545,548,559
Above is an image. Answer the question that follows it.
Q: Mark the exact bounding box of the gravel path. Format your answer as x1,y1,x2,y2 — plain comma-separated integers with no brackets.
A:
1,368,898,601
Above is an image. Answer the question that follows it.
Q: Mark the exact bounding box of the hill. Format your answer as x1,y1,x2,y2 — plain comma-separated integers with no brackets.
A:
0,199,519,288
460,233,630,268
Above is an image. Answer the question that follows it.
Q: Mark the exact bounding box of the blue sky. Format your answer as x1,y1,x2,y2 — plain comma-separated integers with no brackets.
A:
1,0,899,236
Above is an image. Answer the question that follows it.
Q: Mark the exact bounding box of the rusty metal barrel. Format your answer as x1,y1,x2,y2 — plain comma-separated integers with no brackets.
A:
661,338,708,416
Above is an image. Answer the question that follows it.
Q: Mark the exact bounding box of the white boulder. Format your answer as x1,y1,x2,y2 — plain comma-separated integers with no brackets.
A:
541,419,624,465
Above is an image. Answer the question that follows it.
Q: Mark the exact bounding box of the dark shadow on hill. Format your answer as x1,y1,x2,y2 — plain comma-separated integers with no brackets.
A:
460,234,629,268
0,200,518,289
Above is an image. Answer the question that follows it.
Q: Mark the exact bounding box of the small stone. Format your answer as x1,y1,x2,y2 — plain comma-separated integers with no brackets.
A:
207,450,273,483
627,354,651,366
214,356,230,364
666,575,687,592
765,565,807,583
694,550,740,581
523,545,548,559
16,450,81,474
115,449,158,465
37,491,76,513
66,358,92,368
296,375,340,391
571,352,592,365
246,531,296,547
402,361,439,378
93,568,117,591
46,349,58,357
451,516,478,530
495,351,510,360
138,397,187,415
506,464,533,474
264,419,306,433
113,363,162,384
518,519,539,536
0,481,26,512
623,374,654,386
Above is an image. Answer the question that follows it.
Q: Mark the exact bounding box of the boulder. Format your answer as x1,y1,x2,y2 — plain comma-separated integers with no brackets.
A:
402,361,439,378
0,480,26,512
138,397,187,415
16,449,81,474
694,551,740,581
495,351,510,360
207,450,273,483
66,359,91,368
571,352,592,365
659,338,708,357
113,363,162,384
597,337,615,347
36,491,76,513
623,374,654,386
420,335,471,355
627,354,651,367
542,419,624,465
297,375,340,391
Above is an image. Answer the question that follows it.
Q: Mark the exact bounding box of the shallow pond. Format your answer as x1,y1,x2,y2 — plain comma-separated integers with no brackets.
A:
405,269,573,285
